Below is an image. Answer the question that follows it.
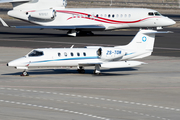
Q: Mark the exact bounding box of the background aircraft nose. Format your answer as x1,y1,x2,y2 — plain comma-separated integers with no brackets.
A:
7,63,9,66
167,17,176,26
170,19,176,25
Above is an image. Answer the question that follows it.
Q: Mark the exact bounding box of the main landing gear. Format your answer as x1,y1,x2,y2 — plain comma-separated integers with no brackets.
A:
67,30,94,37
77,65,101,75
77,66,85,73
93,64,101,75
67,30,77,37
78,31,94,36
21,70,29,76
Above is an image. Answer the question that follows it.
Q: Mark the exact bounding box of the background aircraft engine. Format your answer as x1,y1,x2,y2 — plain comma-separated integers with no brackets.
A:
29,9,56,20
97,48,125,61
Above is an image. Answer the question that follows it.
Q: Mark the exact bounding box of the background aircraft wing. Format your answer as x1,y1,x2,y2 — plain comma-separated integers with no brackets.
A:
14,25,106,31
0,0,30,3
0,18,105,31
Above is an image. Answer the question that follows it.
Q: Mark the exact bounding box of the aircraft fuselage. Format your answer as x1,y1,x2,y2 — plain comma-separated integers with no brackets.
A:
8,8,175,30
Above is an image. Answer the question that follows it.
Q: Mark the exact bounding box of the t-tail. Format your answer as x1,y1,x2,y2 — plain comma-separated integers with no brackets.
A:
0,0,67,10
115,29,171,60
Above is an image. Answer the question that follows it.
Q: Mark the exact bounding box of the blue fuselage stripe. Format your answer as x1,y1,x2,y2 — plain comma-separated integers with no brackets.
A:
31,56,99,64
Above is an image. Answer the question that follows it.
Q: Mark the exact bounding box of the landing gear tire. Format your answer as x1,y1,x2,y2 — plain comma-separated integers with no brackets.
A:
77,66,85,74
21,71,29,76
78,31,94,36
77,69,85,73
93,70,101,75
93,65,101,75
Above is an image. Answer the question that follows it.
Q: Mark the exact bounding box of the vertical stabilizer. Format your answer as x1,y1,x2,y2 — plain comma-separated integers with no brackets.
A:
125,30,157,51
120,29,170,51
115,29,170,59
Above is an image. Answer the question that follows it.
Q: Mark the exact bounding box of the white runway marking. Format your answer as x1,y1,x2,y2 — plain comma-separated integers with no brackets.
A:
0,99,110,120
0,87,179,113
0,92,172,120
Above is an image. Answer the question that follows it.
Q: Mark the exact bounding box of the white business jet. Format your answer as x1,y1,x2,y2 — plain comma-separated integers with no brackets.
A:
7,29,170,76
0,0,176,36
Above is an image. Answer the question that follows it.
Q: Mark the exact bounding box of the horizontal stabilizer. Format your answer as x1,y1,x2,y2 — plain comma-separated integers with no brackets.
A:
0,0,30,3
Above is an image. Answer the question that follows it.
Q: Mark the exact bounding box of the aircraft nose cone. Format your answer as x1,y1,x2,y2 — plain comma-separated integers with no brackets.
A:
166,17,176,26
169,19,176,25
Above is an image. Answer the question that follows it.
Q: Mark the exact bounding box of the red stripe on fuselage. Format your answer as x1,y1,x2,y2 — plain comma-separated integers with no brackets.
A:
56,10,161,24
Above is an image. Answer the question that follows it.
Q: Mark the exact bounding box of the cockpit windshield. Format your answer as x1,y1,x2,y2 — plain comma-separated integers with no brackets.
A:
154,12,161,16
148,12,161,16
28,50,44,57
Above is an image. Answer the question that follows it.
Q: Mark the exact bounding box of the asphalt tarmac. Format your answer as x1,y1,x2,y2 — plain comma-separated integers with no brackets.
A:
0,20,180,57
0,21,180,120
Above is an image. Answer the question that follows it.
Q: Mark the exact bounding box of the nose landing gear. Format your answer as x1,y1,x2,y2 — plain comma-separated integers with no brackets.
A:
21,70,29,76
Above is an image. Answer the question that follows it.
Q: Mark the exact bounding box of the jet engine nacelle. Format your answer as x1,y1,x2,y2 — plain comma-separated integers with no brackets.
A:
97,47,125,61
29,9,56,20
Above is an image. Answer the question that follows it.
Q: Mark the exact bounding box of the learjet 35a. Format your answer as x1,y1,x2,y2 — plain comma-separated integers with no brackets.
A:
7,29,170,76
0,0,176,36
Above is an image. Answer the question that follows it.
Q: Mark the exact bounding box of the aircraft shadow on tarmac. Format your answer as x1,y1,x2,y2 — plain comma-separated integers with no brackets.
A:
0,31,135,38
2,68,138,76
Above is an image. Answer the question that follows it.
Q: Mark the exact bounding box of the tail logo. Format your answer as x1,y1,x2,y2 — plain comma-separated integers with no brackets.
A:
142,36,147,42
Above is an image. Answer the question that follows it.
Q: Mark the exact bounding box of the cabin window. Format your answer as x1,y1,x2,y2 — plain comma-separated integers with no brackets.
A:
58,53,61,57
71,52,74,56
88,14,90,18
108,14,111,18
148,12,154,16
77,53,80,56
129,14,131,17
116,14,119,17
121,14,123,17
83,52,86,56
124,14,127,17
64,52,67,57
96,14,99,18
112,14,115,18
104,14,107,17
100,14,103,17
154,12,161,16
28,50,44,57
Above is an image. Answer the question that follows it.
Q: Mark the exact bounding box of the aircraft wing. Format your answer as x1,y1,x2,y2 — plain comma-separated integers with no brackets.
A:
78,62,102,66
14,25,106,31
0,18,105,31
0,0,30,3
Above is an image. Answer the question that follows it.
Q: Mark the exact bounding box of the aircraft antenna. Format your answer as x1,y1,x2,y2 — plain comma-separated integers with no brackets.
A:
70,45,74,48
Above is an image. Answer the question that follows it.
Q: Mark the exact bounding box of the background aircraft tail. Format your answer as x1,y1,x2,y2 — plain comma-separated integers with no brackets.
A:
0,0,67,10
